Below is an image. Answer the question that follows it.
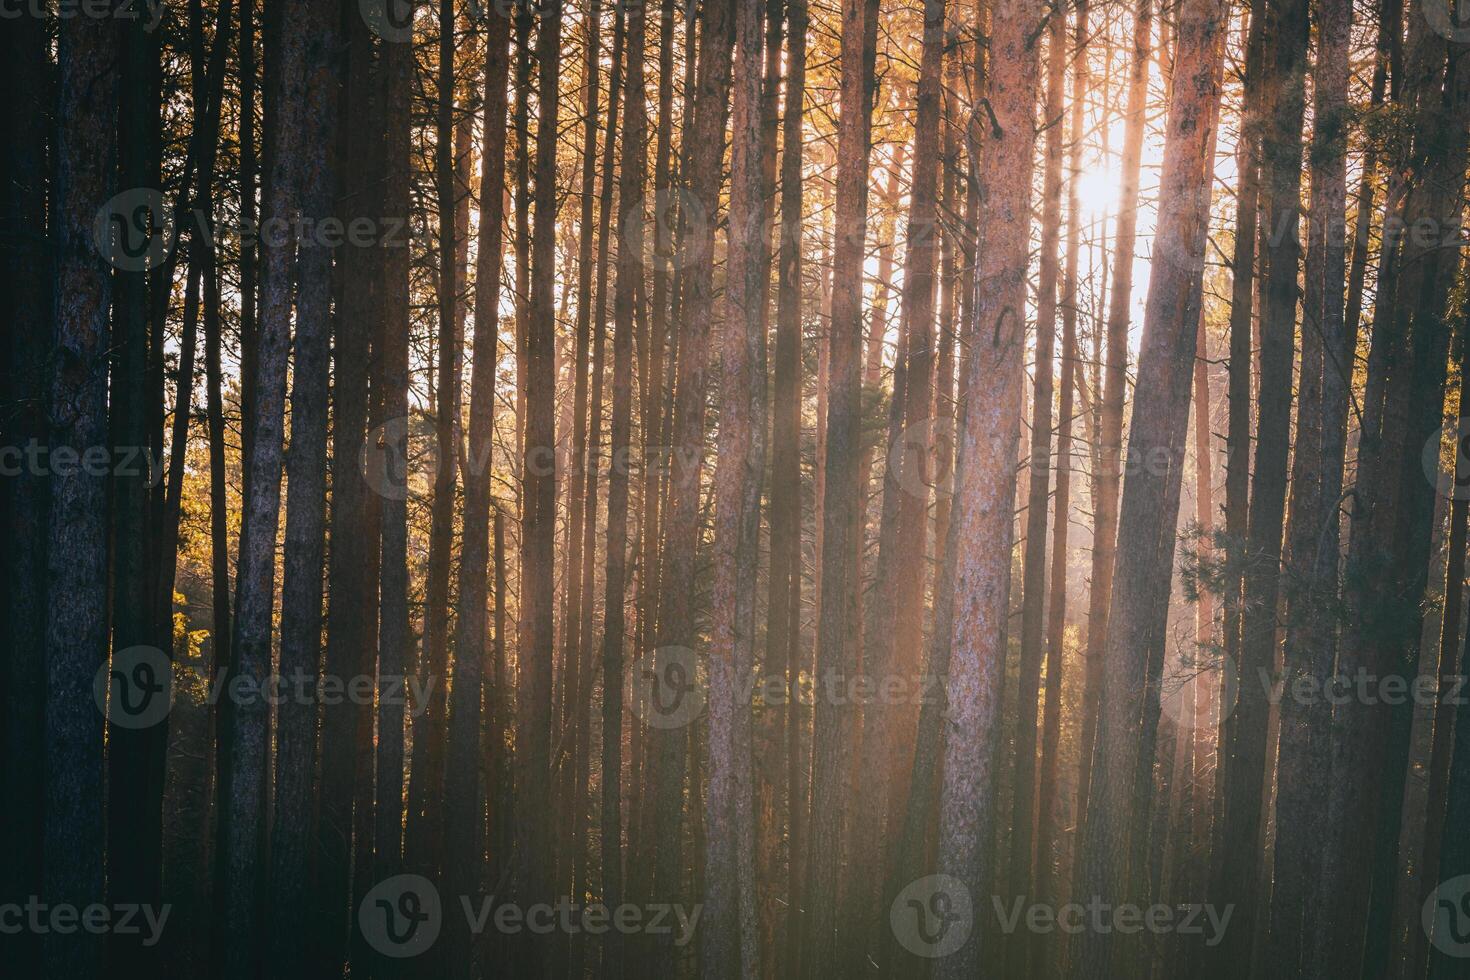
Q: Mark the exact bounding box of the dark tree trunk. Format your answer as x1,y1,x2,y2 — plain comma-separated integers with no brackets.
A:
516,4,562,966
1266,0,1348,971
1214,0,1267,855
0,13,50,977
265,1,340,975
603,0,648,965
212,0,323,971
848,0,944,968
570,14,623,974
1215,0,1308,970
314,4,381,974
44,7,118,976
1074,0,1225,973
1312,17,1468,977
370,7,416,973
556,3,604,924
405,0,464,883
106,15,162,972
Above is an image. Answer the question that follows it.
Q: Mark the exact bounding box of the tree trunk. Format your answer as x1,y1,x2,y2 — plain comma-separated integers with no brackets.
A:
405,0,464,884
515,5,562,968
556,3,604,926
1007,13,1067,970
106,11,164,975
1076,0,1151,836
1073,0,1225,973
933,0,1042,976
847,0,944,967
264,2,339,975
1266,0,1348,972
1312,16,1467,976
1215,0,1308,971
595,1,641,974
0,12,49,976
213,0,322,969
1214,1,1268,859
370,9,416,973
705,2,765,972
570,14,624,974
653,0,733,955
803,0,880,967
769,0,807,972
1036,4,1087,966
442,11,511,978
44,9,118,976
314,6,381,974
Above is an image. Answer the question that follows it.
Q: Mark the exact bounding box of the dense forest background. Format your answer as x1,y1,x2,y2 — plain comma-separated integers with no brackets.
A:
3,0,1470,976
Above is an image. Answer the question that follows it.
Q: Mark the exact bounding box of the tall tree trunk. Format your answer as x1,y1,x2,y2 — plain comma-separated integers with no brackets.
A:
557,3,604,921
1216,0,1308,971
705,2,765,972
770,0,807,972
44,8,118,976
214,0,320,969
442,11,511,977
1073,0,1225,973
848,0,944,967
596,2,641,975
0,12,49,977
265,2,340,974
803,0,879,967
1266,0,1349,972
1076,0,1151,835
653,0,733,953
572,15,624,974
1216,0,1267,848
1007,12,1067,970
933,0,1042,976
370,8,416,973
239,0,260,481
516,4,562,966
1429,308,1470,980
314,5,381,974
106,10,163,977
1036,3,1087,965
405,0,464,883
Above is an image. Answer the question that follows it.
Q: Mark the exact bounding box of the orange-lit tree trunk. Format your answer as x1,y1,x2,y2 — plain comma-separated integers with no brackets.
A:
933,0,1042,975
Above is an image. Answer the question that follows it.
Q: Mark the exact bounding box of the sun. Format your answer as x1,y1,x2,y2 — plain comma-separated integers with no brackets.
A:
1074,160,1126,217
